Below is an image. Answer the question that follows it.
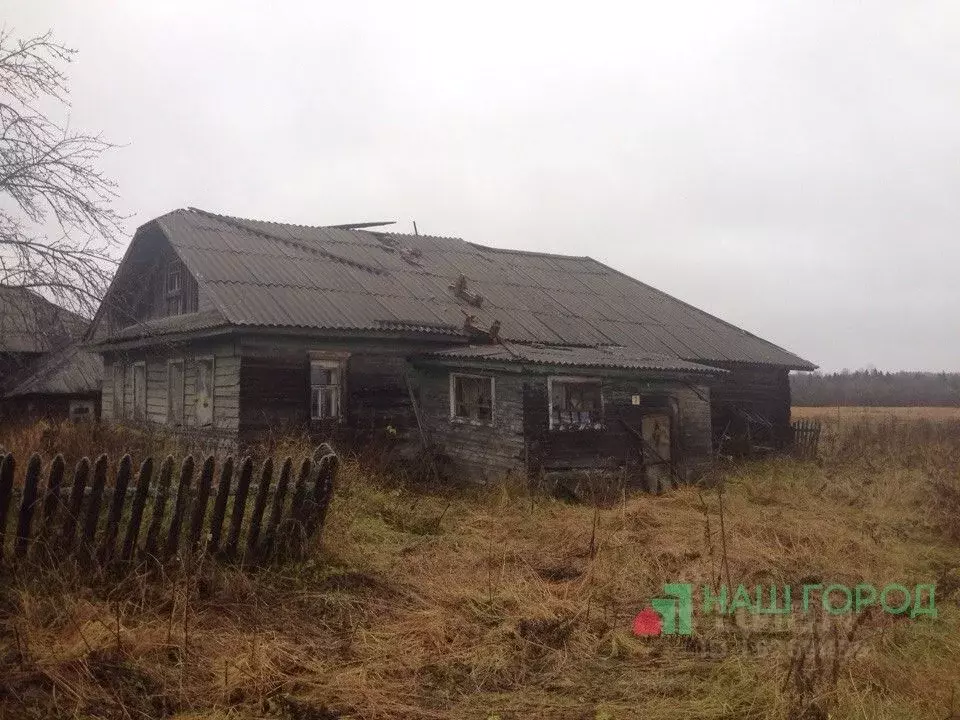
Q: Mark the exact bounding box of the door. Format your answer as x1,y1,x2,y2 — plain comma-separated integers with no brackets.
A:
195,358,213,427
641,412,672,492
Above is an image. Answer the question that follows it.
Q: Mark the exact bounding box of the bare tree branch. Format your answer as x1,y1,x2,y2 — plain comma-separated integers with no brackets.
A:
0,26,122,324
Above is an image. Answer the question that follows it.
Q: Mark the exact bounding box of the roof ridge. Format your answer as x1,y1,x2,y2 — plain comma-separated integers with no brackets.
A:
184,208,388,276
466,241,591,261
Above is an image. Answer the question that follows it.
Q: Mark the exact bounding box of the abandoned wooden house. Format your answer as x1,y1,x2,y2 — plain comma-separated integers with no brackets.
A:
87,208,815,483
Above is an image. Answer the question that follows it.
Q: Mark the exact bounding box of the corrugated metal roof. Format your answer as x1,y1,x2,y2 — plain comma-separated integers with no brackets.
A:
100,208,815,369
0,286,88,353
4,343,102,397
420,343,725,374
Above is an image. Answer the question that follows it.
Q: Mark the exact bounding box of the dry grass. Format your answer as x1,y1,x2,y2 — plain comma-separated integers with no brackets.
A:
793,406,960,421
2,416,960,719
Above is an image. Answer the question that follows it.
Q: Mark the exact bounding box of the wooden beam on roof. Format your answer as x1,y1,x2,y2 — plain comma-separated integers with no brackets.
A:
326,221,396,230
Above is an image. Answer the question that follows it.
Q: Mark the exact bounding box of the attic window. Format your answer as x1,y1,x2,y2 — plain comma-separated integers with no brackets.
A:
165,264,184,316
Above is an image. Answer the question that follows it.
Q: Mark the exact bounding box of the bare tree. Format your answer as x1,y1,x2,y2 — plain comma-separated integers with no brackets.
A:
0,27,121,322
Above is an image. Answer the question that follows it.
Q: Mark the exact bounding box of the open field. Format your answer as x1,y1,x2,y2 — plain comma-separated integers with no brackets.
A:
793,405,960,421
2,419,960,719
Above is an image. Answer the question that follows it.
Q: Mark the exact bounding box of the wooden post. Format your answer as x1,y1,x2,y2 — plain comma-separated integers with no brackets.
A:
61,457,90,555
188,456,216,553
121,457,154,562
14,454,42,558
81,455,109,552
0,454,14,561
100,455,133,564
40,455,66,539
144,456,174,557
224,457,253,559
208,457,234,554
262,457,292,559
245,457,273,558
164,456,196,559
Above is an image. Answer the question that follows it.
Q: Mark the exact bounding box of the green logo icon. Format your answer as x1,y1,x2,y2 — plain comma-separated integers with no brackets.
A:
651,583,694,636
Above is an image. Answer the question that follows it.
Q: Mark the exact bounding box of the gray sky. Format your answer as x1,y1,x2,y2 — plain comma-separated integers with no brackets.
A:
7,1,960,371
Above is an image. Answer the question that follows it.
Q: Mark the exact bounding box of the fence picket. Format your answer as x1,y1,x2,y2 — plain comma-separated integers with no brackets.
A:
224,457,253,559
310,452,338,538
188,456,216,553
262,457,293,559
144,456,174,557
40,455,66,535
100,455,133,564
14,454,42,557
246,458,273,556
61,458,90,554
208,457,234,554
0,455,14,560
164,456,196,559
121,457,154,563
81,455,109,552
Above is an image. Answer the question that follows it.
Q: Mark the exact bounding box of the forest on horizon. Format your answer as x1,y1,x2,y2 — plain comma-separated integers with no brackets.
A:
790,369,960,406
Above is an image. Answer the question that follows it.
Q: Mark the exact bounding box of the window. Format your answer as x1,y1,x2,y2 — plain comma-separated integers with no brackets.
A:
450,373,493,423
168,359,184,424
132,363,146,420
311,360,341,419
165,265,183,316
549,378,603,430
195,357,214,426
112,362,124,419
69,400,94,422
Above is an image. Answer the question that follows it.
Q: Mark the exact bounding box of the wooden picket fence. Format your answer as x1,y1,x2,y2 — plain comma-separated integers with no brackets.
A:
0,444,338,570
791,419,822,459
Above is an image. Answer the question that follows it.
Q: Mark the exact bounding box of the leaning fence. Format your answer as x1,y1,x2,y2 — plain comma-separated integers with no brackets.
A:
0,443,338,570
791,419,822,460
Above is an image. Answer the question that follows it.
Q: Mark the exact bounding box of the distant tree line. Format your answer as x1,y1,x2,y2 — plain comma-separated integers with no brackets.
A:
790,369,960,406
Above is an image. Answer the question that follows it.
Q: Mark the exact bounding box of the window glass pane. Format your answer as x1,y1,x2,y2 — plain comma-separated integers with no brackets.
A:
452,375,493,422
552,381,603,430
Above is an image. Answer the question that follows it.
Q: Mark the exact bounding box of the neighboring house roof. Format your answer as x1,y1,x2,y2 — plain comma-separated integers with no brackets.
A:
420,342,725,375
0,285,88,354
98,208,815,370
3,343,103,397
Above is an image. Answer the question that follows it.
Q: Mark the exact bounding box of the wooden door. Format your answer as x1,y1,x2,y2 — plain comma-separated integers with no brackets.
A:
642,412,672,492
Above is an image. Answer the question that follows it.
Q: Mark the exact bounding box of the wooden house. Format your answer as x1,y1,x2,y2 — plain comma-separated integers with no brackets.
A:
87,208,815,482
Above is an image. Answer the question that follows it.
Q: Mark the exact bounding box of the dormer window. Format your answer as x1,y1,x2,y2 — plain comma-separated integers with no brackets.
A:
165,265,183,316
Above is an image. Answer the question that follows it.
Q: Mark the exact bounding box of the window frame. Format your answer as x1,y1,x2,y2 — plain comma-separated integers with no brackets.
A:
449,372,495,425
165,264,184,317
309,357,343,421
131,361,147,420
547,376,604,431
167,358,185,425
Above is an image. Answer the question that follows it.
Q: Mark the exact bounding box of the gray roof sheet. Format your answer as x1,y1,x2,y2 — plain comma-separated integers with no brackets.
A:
421,343,724,374
103,208,814,369
0,286,88,354
4,343,102,397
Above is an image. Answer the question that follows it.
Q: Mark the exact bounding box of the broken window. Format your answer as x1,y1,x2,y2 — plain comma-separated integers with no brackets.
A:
549,378,603,430
311,360,341,420
450,374,493,423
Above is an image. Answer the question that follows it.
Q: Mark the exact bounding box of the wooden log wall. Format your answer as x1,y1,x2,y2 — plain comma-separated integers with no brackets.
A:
0,444,338,570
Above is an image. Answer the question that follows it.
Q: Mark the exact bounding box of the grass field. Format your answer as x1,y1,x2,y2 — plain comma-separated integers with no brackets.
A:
793,405,960,421
2,418,960,719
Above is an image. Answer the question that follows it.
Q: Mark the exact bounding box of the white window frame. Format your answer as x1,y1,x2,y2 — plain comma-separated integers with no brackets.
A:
194,355,215,427
547,376,604,430
310,358,343,420
131,361,147,420
449,372,495,425
167,358,185,425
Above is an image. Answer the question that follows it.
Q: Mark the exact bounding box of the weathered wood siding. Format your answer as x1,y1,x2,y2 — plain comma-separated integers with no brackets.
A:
416,367,526,478
100,339,239,434
707,363,791,454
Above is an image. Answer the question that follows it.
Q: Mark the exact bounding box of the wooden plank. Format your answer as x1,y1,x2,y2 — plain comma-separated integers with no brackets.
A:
121,457,154,562
188,456,216,552
61,457,90,555
207,457,234,554
81,455,109,552
309,452,338,537
40,455,66,536
223,457,253,559
245,458,273,557
14,454,42,558
164,456,196,558
285,457,312,557
144,456,174,557
100,455,133,564
262,457,293,559
0,454,13,561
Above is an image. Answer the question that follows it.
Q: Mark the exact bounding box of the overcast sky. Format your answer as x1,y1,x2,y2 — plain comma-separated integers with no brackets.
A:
7,1,959,371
